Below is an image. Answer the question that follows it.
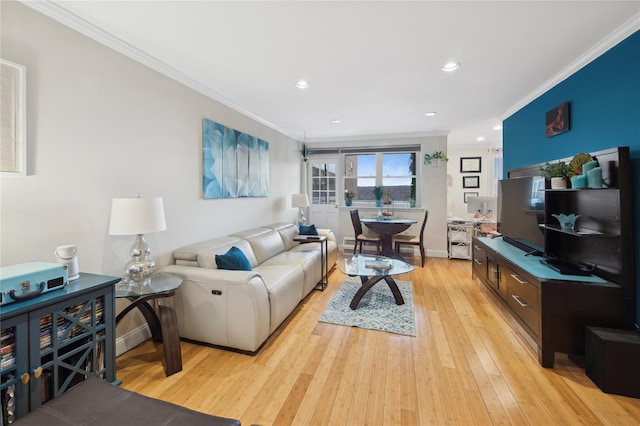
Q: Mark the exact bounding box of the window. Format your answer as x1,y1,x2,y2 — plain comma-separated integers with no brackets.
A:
343,150,418,207
311,162,337,205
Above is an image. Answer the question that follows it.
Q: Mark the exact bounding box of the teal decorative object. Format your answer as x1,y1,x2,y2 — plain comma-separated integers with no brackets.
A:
552,213,581,231
571,174,588,188
588,167,603,188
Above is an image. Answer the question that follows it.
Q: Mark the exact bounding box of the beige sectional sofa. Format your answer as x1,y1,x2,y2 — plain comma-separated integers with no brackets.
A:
162,223,337,353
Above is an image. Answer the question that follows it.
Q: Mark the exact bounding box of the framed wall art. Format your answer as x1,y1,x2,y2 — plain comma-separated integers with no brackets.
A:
463,175,480,188
464,192,479,203
460,156,481,173
545,101,570,138
1,59,27,176
202,118,269,199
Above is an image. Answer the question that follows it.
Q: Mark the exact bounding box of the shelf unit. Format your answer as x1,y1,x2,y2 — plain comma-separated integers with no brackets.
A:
0,273,118,424
472,146,635,367
448,223,474,259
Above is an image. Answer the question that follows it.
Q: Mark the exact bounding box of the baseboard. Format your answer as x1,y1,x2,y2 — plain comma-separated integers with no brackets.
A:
115,324,151,357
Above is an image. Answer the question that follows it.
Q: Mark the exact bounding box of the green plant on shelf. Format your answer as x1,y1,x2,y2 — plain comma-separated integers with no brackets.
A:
424,151,449,166
539,161,571,179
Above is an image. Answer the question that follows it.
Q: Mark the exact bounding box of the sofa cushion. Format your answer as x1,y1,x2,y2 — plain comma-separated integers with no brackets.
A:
269,223,300,251
215,246,252,271
195,238,258,269
253,264,304,333
299,223,318,235
233,228,286,265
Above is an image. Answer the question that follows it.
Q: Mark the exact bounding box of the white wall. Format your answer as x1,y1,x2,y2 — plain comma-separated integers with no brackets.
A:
1,2,301,274
446,148,498,218
1,2,303,354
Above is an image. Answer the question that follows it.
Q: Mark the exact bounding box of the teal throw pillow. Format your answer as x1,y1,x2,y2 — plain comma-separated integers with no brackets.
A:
299,224,318,236
215,246,252,271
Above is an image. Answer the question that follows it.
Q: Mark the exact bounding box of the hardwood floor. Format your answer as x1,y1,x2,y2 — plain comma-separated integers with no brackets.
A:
116,257,640,425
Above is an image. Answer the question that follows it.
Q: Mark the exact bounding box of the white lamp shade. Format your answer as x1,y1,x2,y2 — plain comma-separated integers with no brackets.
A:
291,193,309,208
109,197,167,235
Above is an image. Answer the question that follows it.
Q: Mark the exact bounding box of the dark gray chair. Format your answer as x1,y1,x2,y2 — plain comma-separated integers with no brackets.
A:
394,210,429,266
350,209,381,255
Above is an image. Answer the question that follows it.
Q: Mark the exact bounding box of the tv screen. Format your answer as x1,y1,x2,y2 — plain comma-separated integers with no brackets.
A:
498,176,546,254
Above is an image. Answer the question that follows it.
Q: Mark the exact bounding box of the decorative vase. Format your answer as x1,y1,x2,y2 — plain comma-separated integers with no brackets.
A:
345,199,352,206
552,213,580,231
550,177,567,189
376,200,382,207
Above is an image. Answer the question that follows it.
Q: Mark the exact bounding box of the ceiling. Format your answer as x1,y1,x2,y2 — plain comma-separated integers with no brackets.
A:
26,1,640,148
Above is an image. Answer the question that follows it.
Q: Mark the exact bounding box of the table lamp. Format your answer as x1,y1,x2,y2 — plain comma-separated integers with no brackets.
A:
291,193,309,226
109,197,166,284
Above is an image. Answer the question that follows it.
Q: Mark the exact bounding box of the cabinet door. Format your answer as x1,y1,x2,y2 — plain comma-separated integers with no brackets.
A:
1,314,30,423
472,242,487,281
29,292,109,408
487,255,499,293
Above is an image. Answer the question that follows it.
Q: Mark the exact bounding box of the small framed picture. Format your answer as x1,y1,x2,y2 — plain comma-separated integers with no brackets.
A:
464,192,479,203
546,102,570,138
460,157,481,173
463,175,480,188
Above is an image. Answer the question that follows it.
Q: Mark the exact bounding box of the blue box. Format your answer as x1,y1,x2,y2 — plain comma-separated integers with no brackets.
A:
0,262,68,306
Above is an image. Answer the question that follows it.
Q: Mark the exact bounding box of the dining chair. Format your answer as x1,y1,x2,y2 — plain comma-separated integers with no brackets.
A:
394,210,429,267
350,209,381,255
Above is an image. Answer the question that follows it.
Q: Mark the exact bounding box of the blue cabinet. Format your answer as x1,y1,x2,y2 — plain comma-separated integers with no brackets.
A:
1,273,118,424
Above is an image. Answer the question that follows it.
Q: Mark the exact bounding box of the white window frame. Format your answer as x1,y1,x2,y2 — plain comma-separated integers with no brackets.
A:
341,148,420,208
1,58,27,176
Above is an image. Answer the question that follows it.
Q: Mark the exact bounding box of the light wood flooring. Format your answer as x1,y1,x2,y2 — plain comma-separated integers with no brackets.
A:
116,256,640,425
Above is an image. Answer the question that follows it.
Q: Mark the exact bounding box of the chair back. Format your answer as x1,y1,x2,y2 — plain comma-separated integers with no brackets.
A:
419,210,429,242
350,209,364,237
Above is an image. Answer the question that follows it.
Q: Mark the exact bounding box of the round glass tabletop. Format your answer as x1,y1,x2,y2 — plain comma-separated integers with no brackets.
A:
115,271,182,298
338,254,415,277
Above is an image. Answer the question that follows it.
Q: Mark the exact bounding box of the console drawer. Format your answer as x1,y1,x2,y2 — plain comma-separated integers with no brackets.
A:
505,269,540,336
472,242,487,281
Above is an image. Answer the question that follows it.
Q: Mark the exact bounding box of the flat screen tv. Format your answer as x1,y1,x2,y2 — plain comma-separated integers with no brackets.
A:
497,176,546,255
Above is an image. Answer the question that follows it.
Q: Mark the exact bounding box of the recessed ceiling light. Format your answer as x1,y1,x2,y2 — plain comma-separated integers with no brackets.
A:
424,112,437,117
331,119,341,124
441,62,460,72
493,124,503,130
476,136,485,142
296,80,309,89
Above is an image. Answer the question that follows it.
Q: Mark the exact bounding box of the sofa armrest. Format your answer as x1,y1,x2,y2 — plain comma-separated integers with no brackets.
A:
317,228,336,244
162,265,271,352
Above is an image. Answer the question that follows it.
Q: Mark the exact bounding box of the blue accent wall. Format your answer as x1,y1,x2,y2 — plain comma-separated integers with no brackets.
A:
503,30,640,328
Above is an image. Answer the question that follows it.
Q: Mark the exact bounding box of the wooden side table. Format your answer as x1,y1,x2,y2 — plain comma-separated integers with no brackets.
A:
115,272,183,376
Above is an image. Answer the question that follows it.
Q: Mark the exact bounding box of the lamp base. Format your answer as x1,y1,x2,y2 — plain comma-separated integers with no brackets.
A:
122,234,155,285
124,255,155,285
296,207,306,227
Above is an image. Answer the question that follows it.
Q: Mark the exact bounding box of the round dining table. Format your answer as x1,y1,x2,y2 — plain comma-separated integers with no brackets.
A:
360,218,418,257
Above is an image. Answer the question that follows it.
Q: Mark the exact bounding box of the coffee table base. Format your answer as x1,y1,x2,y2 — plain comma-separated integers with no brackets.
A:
350,275,405,310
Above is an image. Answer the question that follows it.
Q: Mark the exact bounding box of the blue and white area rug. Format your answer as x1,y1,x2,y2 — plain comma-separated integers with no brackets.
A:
319,277,416,336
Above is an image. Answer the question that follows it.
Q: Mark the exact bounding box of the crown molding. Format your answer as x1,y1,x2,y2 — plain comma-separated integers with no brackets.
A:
308,130,449,144
501,13,640,120
19,0,295,140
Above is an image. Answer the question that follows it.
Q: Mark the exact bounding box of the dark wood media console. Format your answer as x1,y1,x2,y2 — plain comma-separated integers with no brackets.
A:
472,147,635,368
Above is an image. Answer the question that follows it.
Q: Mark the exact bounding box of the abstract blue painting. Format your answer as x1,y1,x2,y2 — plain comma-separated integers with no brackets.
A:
203,118,269,198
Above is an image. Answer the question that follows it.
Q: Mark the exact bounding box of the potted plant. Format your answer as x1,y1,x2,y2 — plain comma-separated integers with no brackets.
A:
297,141,311,162
424,151,449,166
372,186,384,207
344,188,355,206
540,161,571,189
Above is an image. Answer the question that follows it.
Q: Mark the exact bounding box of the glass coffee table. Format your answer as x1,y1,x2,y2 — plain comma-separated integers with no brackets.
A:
338,254,415,310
